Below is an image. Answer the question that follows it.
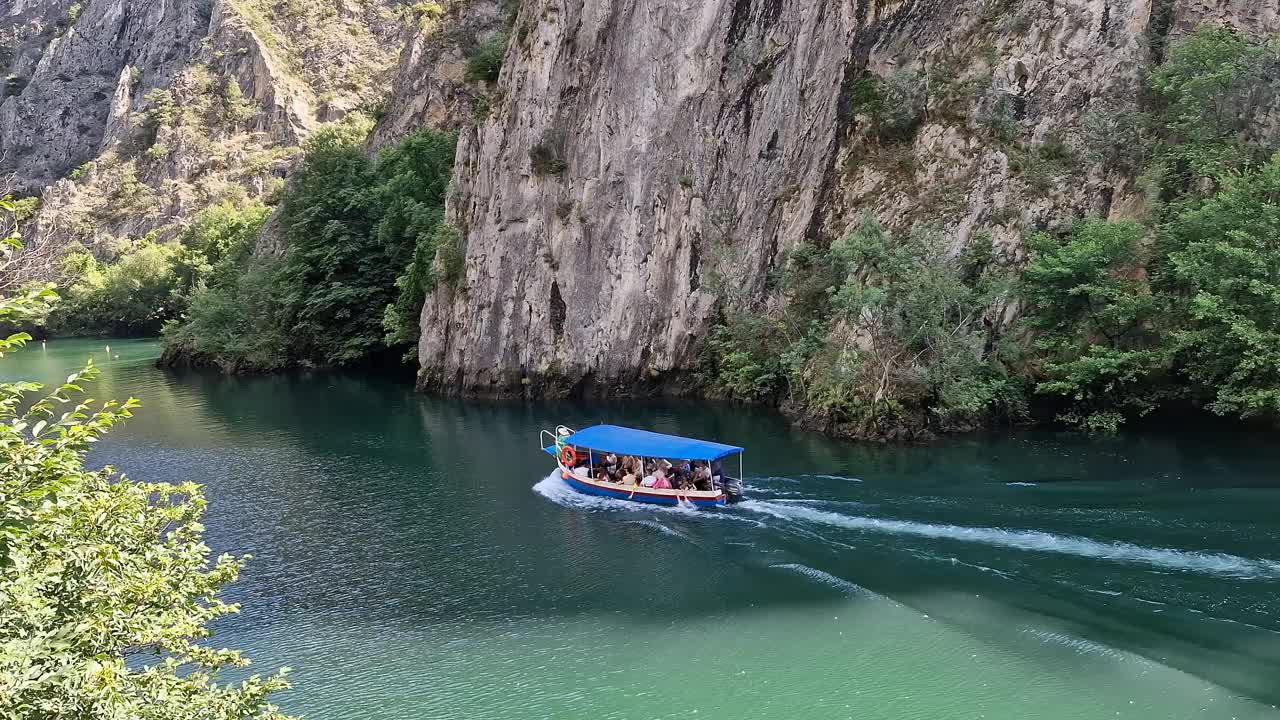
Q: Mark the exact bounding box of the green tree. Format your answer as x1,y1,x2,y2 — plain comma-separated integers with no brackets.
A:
162,119,459,370
805,217,1017,435
179,200,272,290
275,116,382,365
1164,153,1280,419
223,78,257,125
0,287,292,718
162,260,293,373
707,216,1021,439
1022,220,1171,430
48,243,188,337
1148,24,1276,198
373,130,458,349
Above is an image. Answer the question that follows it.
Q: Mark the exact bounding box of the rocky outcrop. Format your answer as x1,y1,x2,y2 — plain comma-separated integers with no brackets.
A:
0,0,208,192
415,0,1280,397
370,0,507,150
1,0,405,287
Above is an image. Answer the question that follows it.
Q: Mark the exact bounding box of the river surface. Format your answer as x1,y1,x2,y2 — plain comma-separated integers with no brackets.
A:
6,338,1280,719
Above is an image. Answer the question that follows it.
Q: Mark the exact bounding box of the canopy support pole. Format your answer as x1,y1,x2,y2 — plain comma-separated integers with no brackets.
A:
739,453,743,487
589,450,594,478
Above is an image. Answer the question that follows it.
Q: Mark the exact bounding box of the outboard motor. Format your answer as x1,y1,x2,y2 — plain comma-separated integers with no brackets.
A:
722,476,746,504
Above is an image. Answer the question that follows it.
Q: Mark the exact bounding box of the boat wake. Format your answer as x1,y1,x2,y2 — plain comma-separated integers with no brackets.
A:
532,473,771,527
532,472,696,514
741,500,1280,580
627,519,691,540
1021,628,1140,662
770,563,898,604
801,474,864,482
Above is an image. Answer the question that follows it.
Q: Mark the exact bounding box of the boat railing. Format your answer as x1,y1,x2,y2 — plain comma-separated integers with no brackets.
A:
539,428,558,451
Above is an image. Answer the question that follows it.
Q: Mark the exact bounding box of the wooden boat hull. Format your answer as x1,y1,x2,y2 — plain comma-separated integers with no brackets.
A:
558,468,727,508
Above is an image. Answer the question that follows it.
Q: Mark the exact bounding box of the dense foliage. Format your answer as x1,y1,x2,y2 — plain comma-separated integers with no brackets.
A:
36,200,271,338
163,116,458,370
1020,26,1280,430
0,243,291,717
707,25,1280,437
708,216,1021,440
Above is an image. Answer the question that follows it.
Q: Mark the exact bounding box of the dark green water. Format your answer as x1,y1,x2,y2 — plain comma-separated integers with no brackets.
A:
6,339,1280,719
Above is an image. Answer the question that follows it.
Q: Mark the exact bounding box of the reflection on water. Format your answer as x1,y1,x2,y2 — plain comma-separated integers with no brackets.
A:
4,339,1280,719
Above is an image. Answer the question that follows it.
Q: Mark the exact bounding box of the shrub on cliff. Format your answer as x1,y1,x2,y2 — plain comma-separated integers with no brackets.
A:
465,32,507,84
708,216,1023,440
851,69,927,143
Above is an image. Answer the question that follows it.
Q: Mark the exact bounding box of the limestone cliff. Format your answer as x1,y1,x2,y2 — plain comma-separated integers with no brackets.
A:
1,0,404,285
413,0,1280,397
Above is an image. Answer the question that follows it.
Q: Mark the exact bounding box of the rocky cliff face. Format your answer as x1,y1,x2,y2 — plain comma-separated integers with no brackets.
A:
370,0,506,150
1,0,403,284
1,0,208,192
414,0,1280,397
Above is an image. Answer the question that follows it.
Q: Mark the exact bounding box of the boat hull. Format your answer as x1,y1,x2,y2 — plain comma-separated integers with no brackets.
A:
558,469,727,508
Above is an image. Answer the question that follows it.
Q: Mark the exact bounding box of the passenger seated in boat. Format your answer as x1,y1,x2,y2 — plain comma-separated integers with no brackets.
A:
693,464,713,491
622,471,638,486
653,472,673,490
604,453,619,473
621,455,640,475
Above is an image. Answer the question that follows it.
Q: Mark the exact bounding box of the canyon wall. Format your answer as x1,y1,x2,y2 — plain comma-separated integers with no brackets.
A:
415,0,1280,396
1,0,403,282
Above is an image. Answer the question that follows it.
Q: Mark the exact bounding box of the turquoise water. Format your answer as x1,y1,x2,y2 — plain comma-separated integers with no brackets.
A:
5,338,1280,719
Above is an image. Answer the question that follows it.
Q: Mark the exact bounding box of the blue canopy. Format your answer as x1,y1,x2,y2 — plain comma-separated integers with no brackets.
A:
560,425,743,461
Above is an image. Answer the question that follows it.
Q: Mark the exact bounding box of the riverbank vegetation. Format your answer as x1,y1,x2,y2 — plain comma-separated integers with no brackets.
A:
705,25,1280,438
161,115,458,371
0,285,292,717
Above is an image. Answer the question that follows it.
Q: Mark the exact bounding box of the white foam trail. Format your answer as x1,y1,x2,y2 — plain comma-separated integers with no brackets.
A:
803,474,864,482
771,564,873,598
1006,482,1039,487
627,520,689,540
741,500,1280,580
753,475,801,484
1021,628,1139,662
741,484,807,497
531,473,744,522
532,472,636,512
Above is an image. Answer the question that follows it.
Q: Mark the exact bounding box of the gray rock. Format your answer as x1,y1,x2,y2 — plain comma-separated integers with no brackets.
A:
415,0,1280,397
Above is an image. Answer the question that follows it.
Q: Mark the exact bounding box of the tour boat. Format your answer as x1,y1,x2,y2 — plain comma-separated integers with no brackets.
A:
540,424,745,508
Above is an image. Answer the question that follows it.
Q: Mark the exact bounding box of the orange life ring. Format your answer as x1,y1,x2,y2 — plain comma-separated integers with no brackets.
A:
560,445,577,466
